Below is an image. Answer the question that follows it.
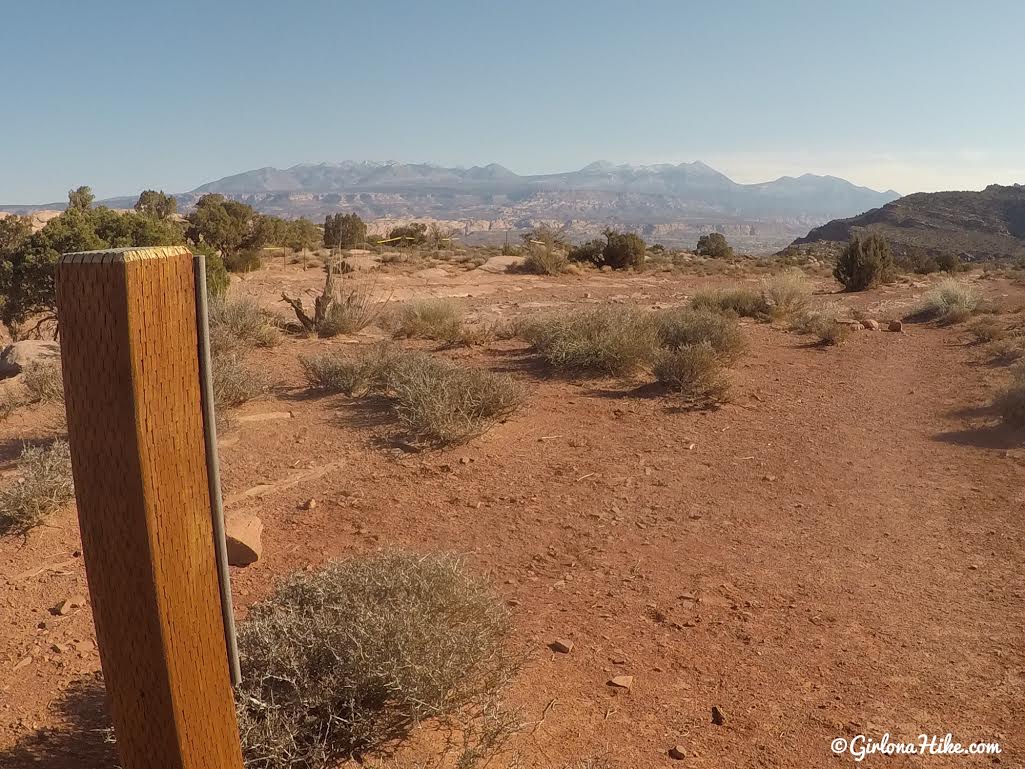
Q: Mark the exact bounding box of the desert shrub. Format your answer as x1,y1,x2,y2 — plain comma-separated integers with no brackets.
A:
601,230,646,270
0,440,74,535
212,351,264,409
653,343,731,404
568,238,605,265
282,268,383,338
205,253,230,297
989,336,1025,364
521,244,569,275
299,345,398,397
521,305,659,375
236,552,521,769
809,316,851,346
916,279,981,324
834,233,894,291
690,288,770,319
967,315,1006,343
762,269,811,320
209,295,281,354
21,360,64,403
224,249,263,273
993,370,1025,427
384,352,524,445
393,298,463,342
654,307,745,362
695,233,733,258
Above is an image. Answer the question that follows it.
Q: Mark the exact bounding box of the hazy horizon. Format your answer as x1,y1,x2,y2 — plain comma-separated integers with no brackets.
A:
2,0,1023,202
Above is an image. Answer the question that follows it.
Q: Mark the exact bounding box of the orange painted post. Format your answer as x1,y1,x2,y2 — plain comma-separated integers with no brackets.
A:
55,246,244,769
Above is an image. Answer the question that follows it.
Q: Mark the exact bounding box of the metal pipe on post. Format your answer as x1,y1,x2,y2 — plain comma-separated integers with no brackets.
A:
56,246,244,769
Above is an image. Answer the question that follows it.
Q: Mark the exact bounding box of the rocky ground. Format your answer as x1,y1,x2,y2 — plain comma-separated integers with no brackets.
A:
1,255,1023,768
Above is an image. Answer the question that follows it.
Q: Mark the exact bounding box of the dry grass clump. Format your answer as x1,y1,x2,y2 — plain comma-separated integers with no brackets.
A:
318,277,383,337
790,303,852,346
690,287,770,319
21,361,65,404
212,351,264,409
385,352,524,445
520,305,659,375
762,269,812,320
915,279,982,324
653,307,745,363
0,440,74,535
393,298,464,342
653,343,731,404
521,245,569,275
993,369,1025,427
209,295,282,354
235,552,521,769
989,336,1025,364
966,315,1006,343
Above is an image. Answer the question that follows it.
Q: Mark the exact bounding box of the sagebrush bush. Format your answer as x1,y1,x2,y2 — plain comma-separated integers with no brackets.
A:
690,288,770,319
834,233,894,291
236,552,521,769
0,440,74,535
212,351,264,409
762,270,811,320
300,345,398,396
654,307,745,363
916,279,982,324
993,370,1025,427
653,343,731,404
394,298,464,342
209,295,281,354
791,304,851,346
385,352,524,445
521,305,659,375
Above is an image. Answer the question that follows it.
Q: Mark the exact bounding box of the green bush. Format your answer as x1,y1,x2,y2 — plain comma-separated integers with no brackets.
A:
967,316,1006,343
695,233,733,258
0,440,74,535
601,231,646,269
236,552,521,769
299,345,398,396
653,307,745,362
653,343,731,404
568,239,605,265
223,249,263,273
521,305,659,375
833,233,894,291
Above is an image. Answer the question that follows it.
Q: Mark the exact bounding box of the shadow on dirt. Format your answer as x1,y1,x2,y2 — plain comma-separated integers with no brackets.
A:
0,673,117,769
934,423,1023,450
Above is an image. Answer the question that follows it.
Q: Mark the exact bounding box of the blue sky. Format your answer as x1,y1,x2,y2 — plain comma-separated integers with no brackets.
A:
1,0,1022,202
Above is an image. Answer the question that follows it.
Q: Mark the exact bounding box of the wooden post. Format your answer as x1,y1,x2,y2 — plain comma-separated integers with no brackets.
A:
55,246,244,769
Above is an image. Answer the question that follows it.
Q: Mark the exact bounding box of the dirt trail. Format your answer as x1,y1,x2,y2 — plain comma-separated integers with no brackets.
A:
0,271,1022,768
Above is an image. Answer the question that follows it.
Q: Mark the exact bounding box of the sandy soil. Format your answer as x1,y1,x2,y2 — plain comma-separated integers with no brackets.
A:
1,259,1023,768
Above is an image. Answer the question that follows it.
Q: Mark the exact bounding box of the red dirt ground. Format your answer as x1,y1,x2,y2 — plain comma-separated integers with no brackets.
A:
1,262,1023,768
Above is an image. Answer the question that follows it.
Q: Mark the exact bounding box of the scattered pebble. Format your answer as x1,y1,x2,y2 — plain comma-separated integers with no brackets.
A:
711,705,725,725
550,638,573,654
608,675,634,690
669,745,687,760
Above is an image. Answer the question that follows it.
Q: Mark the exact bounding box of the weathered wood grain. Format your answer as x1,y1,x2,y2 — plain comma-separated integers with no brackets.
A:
55,246,244,769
